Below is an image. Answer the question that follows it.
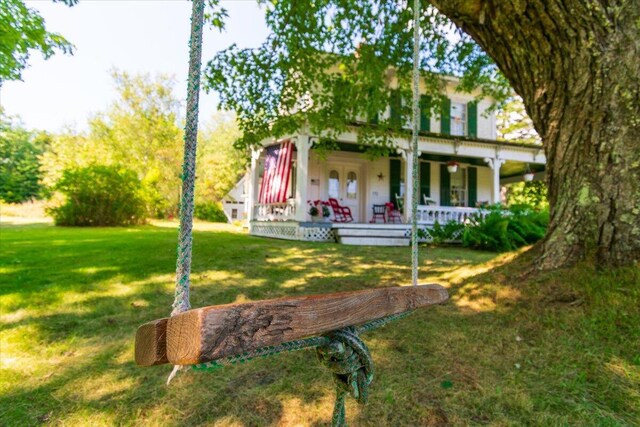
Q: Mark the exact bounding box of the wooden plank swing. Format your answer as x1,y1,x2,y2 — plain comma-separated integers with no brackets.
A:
134,0,443,425
135,284,448,367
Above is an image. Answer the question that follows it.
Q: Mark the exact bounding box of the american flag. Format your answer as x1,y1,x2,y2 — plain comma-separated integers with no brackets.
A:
258,140,294,203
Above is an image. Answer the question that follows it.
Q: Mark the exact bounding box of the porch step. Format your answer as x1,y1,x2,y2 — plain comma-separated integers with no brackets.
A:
334,227,408,238
337,236,410,246
334,227,410,246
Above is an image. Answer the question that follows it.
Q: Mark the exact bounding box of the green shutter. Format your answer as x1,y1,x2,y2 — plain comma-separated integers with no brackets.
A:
390,90,401,128
467,167,477,207
468,101,478,137
420,161,431,202
390,158,402,208
440,164,451,206
440,97,451,135
420,95,431,132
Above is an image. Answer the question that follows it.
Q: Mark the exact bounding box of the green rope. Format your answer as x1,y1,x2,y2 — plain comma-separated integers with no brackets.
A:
317,327,374,426
410,0,421,288
173,0,205,317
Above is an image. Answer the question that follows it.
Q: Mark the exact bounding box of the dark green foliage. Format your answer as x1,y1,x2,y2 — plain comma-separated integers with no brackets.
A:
417,220,464,244
0,115,44,202
506,180,548,210
462,204,549,252
194,202,228,223
48,165,146,226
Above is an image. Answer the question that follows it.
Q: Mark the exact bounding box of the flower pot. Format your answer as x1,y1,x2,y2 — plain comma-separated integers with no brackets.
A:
311,215,322,222
523,172,534,182
447,165,458,173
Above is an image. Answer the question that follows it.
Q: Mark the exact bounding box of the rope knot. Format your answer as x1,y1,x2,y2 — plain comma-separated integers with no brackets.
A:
316,327,374,426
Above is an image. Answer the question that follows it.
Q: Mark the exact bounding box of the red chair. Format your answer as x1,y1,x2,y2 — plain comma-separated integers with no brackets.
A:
328,198,354,223
386,202,403,223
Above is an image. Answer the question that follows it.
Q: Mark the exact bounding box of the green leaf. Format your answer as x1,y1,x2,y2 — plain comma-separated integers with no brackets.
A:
440,380,453,389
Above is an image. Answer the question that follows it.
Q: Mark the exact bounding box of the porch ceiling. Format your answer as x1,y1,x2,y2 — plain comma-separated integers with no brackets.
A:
500,160,546,178
316,142,545,178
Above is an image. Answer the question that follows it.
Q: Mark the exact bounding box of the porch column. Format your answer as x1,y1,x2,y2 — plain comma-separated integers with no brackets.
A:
248,147,262,222
484,157,504,204
404,149,413,222
294,134,310,222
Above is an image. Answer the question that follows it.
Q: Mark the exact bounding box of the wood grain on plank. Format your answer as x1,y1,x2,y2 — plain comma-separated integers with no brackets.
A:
135,318,169,366
166,284,448,365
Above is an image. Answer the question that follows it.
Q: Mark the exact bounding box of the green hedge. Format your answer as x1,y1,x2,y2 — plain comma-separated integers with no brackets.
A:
418,204,549,252
194,202,228,223
48,165,147,226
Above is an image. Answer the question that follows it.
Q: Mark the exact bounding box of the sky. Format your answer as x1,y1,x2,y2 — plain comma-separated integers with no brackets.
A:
0,0,270,132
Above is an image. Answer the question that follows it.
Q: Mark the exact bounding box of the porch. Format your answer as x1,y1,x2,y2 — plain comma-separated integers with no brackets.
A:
252,203,487,225
250,205,490,245
247,129,545,245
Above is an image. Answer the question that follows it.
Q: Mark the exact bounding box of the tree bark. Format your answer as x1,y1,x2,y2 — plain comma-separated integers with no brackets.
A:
430,0,640,269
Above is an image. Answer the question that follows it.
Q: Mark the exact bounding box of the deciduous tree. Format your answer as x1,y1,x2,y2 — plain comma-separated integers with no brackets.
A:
0,0,76,82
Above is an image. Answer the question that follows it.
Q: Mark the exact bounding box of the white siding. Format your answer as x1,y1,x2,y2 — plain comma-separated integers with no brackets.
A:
477,99,496,140
365,156,390,222
430,161,440,204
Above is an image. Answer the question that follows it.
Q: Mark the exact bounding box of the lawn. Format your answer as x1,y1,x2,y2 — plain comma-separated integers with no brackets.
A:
1,219,638,426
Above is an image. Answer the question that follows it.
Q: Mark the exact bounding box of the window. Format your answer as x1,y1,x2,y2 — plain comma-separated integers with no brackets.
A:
328,170,340,199
450,168,467,207
346,171,357,199
231,209,238,219
450,101,467,136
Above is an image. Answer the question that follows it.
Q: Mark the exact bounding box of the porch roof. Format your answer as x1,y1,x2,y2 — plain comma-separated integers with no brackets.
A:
259,125,547,178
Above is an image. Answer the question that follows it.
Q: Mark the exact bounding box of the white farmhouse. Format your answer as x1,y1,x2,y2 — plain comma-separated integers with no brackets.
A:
246,77,545,245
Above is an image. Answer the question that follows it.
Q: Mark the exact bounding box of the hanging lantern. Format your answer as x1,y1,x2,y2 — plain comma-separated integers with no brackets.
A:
523,164,534,182
447,160,459,173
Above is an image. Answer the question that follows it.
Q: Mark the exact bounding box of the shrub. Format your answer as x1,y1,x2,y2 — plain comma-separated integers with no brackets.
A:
194,202,228,223
48,165,147,226
417,220,465,244
462,204,548,252
0,126,44,203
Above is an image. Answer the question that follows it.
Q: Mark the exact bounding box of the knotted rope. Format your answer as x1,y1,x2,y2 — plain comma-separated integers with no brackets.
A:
317,327,374,426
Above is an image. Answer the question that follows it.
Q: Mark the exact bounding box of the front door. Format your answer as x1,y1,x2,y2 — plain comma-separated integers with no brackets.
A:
327,163,362,222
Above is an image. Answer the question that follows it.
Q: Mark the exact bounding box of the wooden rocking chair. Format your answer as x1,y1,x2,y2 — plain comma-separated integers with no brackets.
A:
328,198,354,223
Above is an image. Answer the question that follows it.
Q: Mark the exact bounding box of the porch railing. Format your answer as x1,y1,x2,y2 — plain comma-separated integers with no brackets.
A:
254,201,296,221
416,205,488,224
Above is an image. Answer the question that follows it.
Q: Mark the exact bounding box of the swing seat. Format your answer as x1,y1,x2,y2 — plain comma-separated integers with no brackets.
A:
135,284,448,367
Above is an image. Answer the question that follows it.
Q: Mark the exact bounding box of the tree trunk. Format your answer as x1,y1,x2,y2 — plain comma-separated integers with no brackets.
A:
430,0,640,269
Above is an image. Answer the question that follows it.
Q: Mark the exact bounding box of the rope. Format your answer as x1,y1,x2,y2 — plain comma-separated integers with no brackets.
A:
410,0,421,287
317,328,374,426
173,0,205,317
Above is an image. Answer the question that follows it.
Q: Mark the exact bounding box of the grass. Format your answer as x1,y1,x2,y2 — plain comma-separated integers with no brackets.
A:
0,219,638,426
